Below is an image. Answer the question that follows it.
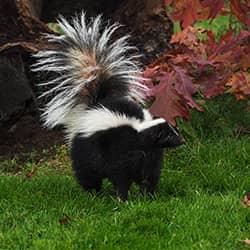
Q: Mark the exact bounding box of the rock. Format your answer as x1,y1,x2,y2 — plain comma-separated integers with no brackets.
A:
0,57,33,122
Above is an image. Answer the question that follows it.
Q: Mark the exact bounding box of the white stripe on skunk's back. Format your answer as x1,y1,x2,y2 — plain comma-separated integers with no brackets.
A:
65,106,165,142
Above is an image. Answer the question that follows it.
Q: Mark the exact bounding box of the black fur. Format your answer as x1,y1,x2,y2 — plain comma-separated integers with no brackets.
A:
71,99,183,201
99,97,145,121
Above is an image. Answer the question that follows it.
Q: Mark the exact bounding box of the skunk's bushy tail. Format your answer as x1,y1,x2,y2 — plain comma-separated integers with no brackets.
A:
33,12,147,128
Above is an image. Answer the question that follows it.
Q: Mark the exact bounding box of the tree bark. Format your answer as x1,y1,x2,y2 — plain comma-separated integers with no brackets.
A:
0,0,52,123
41,0,121,21
41,0,173,64
112,0,173,64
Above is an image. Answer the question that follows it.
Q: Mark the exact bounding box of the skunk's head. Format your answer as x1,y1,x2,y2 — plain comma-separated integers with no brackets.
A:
153,122,184,148
140,120,184,148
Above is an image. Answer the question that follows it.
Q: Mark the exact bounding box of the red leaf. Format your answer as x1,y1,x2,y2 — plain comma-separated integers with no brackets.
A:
241,239,250,245
59,214,71,225
208,30,250,59
148,72,171,96
182,6,197,28
164,0,173,5
201,0,224,19
205,30,217,54
171,26,198,46
240,46,250,70
241,192,250,207
198,73,226,98
173,66,202,111
227,72,250,100
26,167,37,178
143,66,160,80
149,75,189,125
170,0,201,28
230,0,250,26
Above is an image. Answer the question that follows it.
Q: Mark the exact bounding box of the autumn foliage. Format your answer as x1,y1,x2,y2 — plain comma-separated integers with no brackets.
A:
144,0,250,124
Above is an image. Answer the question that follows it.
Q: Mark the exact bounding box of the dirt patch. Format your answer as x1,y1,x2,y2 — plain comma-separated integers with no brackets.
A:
0,114,64,159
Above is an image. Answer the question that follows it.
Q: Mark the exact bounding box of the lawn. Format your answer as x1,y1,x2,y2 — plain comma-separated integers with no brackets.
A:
0,95,250,250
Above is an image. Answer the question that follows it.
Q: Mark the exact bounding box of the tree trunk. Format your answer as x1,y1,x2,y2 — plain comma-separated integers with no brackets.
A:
41,0,121,21
41,0,173,64
112,0,173,64
0,0,51,123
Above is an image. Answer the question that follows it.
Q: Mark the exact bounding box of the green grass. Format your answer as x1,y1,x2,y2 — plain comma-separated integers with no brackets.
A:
0,96,250,249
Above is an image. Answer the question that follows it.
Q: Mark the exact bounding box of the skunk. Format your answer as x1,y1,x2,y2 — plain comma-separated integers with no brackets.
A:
33,13,184,201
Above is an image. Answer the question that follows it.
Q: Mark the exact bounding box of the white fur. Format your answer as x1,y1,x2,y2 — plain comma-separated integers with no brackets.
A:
32,12,148,128
64,106,165,142
142,109,179,136
137,118,165,131
168,123,179,136
143,109,153,121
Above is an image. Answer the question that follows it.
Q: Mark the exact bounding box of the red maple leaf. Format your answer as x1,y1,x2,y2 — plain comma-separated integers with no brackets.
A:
171,27,207,56
172,66,202,111
227,72,250,100
171,26,199,46
148,72,189,125
201,0,224,19
164,0,173,5
197,71,228,98
230,0,250,26
206,30,250,62
170,0,202,28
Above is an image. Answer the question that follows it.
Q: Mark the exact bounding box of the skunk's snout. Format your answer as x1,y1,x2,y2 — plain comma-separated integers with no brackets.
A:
176,135,185,146
140,120,185,149
163,134,184,148
179,136,185,145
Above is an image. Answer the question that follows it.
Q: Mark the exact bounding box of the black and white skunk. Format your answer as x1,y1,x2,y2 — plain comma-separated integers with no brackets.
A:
33,13,184,201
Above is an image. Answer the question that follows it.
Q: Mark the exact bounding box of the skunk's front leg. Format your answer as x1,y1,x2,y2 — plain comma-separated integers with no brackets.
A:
74,170,103,193
112,175,132,201
139,172,160,196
